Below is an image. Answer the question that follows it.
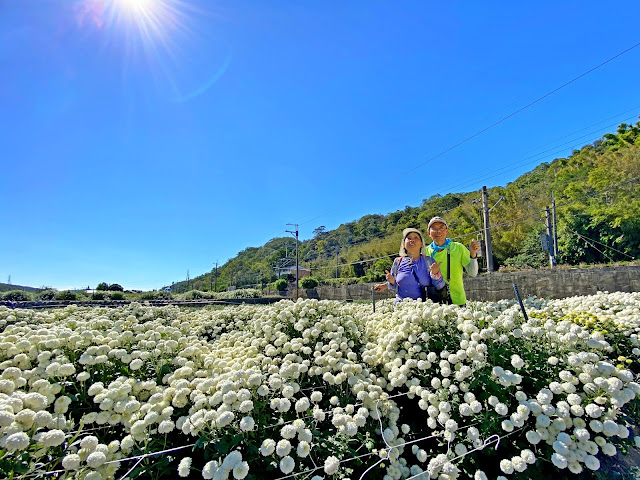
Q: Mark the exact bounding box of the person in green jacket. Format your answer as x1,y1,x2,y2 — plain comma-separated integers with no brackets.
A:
424,216,480,306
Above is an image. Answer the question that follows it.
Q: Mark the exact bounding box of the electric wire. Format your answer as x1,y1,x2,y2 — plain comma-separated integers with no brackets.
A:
298,42,640,228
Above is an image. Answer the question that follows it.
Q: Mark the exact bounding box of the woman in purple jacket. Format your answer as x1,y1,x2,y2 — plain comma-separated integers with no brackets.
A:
374,227,445,303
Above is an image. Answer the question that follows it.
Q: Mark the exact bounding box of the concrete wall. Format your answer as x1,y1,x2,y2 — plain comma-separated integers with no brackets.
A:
290,265,640,302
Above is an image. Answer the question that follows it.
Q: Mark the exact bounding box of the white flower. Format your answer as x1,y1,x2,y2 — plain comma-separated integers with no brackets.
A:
240,416,255,432
276,439,292,457
260,439,276,456
502,420,514,432
324,455,340,475
280,456,295,474
495,403,508,415
158,420,175,434
297,440,311,457
62,453,82,470
86,451,107,468
233,461,249,479
584,455,600,470
499,459,514,474
42,429,65,447
178,457,192,477
511,355,524,369
551,453,568,469
202,460,219,479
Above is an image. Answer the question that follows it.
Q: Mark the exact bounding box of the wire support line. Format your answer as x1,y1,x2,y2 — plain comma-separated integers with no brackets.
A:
37,443,198,478
567,228,636,261
299,42,640,227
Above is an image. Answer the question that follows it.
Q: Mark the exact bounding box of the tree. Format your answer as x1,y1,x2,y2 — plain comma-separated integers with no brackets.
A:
313,226,326,237
108,284,124,292
275,279,288,291
300,277,318,289
96,282,109,291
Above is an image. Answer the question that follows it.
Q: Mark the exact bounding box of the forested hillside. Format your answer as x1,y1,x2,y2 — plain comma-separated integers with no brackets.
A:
173,121,640,292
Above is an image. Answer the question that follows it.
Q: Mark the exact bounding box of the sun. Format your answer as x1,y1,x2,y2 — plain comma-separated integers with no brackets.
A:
114,0,156,15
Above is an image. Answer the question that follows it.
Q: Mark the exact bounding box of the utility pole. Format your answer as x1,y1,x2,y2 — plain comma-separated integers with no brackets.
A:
187,270,190,291
552,192,559,257
286,224,299,300
481,186,495,273
336,253,339,278
545,207,556,267
214,261,218,292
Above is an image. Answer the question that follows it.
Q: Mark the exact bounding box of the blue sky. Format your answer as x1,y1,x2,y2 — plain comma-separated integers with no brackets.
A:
1,0,639,291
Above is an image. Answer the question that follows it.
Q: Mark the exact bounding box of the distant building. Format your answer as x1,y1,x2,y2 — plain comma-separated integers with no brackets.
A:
276,265,311,279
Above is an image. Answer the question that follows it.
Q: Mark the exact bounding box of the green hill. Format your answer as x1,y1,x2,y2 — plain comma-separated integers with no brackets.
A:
0,283,42,293
172,120,640,292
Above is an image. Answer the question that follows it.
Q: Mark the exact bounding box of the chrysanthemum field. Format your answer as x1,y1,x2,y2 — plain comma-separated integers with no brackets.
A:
1,292,639,480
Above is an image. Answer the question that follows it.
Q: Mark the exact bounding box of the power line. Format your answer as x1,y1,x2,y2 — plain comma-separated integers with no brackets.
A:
566,228,637,261
299,42,640,227
387,112,640,217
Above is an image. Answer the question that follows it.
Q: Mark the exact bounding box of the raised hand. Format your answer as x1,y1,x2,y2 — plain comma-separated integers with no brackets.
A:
470,239,481,257
385,270,395,285
429,262,442,276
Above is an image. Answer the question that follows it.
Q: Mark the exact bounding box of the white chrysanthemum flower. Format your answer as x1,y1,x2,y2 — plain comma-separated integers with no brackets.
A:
260,438,276,456
80,435,99,451
276,439,292,457
295,397,310,412
233,461,249,479
86,451,107,468
297,440,311,457
499,459,514,474
495,403,508,415
324,455,340,475
240,416,255,432
602,442,617,456
584,455,600,470
202,460,219,479
62,453,81,470
158,420,175,434
551,453,568,469
279,456,295,474
178,457,192,477
511,355,524,369
42,429,66,447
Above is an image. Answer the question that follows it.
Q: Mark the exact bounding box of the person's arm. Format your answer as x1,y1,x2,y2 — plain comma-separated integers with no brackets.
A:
465,239,480,277
385,259,399,292
465,257,478,277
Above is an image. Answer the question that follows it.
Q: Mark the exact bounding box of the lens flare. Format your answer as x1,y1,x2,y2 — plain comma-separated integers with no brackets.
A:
76,0,229,101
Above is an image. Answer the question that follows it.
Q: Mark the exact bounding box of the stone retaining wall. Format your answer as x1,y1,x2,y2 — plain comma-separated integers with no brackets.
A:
291,265,640,302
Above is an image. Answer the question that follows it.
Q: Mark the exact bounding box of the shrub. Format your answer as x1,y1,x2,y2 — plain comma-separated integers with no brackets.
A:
183,290,208,300
300,277,318,289
108,283,124,292
139,290,171,300
92,291,106,300
54,290,77,301
215,289,261,299
274,279,288,291
109,291,124,300
35,289,56,300
2,290,32,301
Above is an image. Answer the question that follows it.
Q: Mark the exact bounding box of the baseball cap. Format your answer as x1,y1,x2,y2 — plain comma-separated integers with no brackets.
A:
428,216,448,230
